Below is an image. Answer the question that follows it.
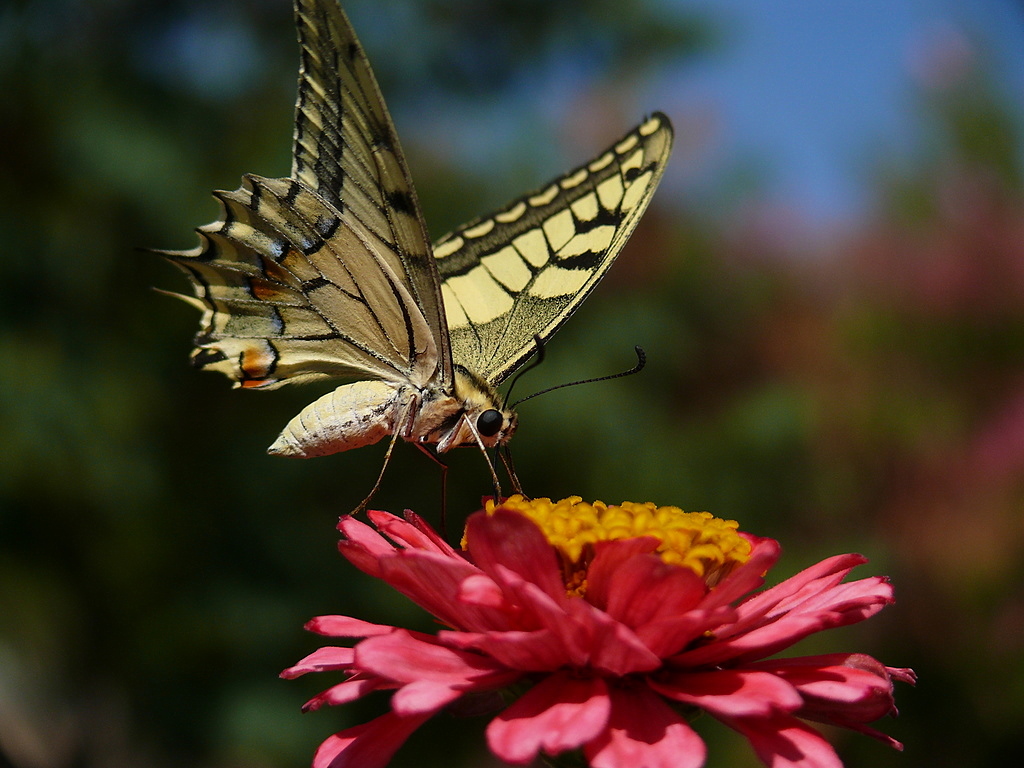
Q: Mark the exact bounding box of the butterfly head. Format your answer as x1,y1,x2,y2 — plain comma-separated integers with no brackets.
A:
437,367,517,451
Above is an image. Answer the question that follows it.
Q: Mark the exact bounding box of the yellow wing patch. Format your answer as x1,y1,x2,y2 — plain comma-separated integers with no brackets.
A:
433,112,674,384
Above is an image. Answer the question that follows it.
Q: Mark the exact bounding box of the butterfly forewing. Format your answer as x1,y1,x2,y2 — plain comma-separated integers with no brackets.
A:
292,0,453,385
434,113,673,385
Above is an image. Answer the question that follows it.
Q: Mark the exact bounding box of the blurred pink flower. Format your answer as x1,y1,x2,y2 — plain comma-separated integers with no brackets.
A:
283,497,914,768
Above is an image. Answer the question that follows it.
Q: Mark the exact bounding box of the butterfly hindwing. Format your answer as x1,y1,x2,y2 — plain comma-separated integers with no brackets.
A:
161,174,439,390
434,113,673,385
161,0,449,393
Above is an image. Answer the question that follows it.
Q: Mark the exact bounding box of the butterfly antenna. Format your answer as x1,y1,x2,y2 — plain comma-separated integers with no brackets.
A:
501,335,546,408
510,346,647,408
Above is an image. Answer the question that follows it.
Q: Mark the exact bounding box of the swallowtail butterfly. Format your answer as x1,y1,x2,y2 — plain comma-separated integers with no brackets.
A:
158,0,672,488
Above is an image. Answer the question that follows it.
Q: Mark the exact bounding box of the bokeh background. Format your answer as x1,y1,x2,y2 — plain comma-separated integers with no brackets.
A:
3,0,1024,766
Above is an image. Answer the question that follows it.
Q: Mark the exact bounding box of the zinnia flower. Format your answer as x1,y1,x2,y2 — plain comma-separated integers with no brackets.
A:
283,496,914,768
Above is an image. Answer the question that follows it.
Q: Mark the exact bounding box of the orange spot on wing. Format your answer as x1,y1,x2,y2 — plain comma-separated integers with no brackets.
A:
251,281,280,301
279,249,306,273
239,345,276,384
262,258,293,283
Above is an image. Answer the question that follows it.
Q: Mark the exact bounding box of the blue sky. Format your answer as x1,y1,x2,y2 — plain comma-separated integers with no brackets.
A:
663,0,1024,224
117,0,1024,230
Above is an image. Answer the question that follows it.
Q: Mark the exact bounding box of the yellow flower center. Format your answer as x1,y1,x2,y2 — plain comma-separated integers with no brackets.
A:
478,496,751,595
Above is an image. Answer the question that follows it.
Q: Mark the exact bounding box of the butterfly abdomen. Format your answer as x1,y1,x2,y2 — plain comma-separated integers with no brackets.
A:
268,380,402,458
267,370,515,458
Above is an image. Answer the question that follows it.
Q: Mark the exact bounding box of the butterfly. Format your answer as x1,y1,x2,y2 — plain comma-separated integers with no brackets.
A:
157,0,673,496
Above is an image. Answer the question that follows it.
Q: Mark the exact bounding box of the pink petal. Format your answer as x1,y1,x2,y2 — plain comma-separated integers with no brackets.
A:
458,574,508,609
828,723,904,751
464,509,567,601
724,714,843,768
699,537,782,611
305,615,397,638
671,613,826,668
651,669,802,718
752,654,910,745
485,562,661,674
337,540,387,579
391,679,466,715
402,508,462,553
729,555,876,633
337,510,467,590
441,628,571,671
356,630,513,687
281,647,355,678
761,576,894,630
588,542,712,656
584,687,706,768
303,677,390,711
336,514,388,545
648,538,777,651
311,711,431,768
749,653,881,673
336,516,396,577
585,537,664,611
633,607,735,666
732,580,892,663
376,550,513,633
368,508,460,557
487,564,591,667
790,667,894,717
673,566,895,668
888,665,917,686
586,606,663,676
487,673,611,764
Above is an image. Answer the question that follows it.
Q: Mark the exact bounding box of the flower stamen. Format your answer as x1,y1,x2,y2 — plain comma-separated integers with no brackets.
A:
481,496,752,593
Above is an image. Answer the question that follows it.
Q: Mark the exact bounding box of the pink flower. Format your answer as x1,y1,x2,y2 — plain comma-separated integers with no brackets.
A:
283,497,914,768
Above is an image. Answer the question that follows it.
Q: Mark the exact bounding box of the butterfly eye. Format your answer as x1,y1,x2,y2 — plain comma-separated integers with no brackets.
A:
477,409,504,438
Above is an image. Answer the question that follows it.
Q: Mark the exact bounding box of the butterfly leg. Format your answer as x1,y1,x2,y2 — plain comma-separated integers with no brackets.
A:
498,445,525,497
461,418,503,501
414,443,450,535
352,394,422,514
352,425,404,514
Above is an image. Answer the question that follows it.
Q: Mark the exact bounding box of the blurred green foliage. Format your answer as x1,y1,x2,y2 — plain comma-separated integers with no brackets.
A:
2,2,1023,768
